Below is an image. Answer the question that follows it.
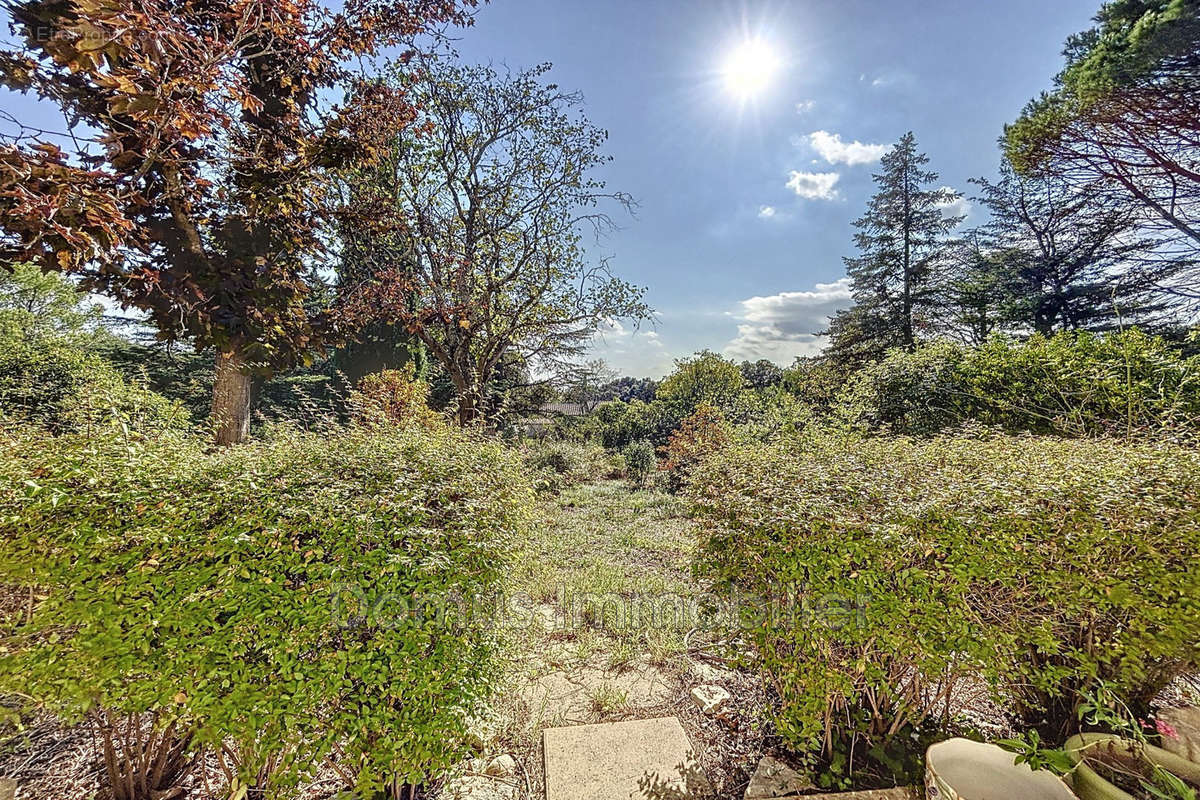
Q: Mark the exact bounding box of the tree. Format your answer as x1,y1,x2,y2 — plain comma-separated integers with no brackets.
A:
342,60,651,424
831,132,962,360
938,234,1013,345
738,359,784,389
0,0,474,444
967,160,1162,334
655,351,745,417
332,159,427,385
596,375,658,403
1006,0,1200,295
0,261,101,342
561,359,618,413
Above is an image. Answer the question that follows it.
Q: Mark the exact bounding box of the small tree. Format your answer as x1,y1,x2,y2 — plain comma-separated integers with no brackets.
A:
561,359,619,413
341,59,651,425
655,350,745,418
0,0,475,444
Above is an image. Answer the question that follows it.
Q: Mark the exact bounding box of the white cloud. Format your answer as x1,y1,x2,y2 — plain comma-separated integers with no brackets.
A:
593,317,629,341
758,205,776,219
935,186,971,222
723,278,853,364
808,131,888,166
786,170,840,201
795,99,815,114
588,327,670,377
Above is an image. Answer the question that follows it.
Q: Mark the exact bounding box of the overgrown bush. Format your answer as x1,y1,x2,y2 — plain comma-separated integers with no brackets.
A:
687,430,1200,786
622,439,656,485
655,350,744,419
348,364,442,428
661,404,731,492
0,422,533,798
835,330,1200,436
522,439,617,489
833,341,966,435
0,333,188,434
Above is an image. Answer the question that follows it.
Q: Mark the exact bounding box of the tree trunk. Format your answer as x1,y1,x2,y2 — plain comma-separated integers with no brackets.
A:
456,387,477,426
212,348,252,446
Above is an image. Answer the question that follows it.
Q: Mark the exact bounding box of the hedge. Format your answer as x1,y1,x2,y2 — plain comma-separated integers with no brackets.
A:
834,330,1200,436
686,429,1200,786
0,421,533,797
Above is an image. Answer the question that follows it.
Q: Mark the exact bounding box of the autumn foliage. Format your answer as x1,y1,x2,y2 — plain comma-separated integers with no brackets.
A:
0,0,475,442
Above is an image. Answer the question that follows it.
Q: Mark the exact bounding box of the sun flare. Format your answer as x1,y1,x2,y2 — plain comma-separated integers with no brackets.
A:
721,38,780,100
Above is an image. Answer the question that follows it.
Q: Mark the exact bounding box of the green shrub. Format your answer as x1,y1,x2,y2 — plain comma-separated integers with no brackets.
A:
834,341,967,435
687,430,1200,785
593,398,672,449
348,364,441,428
622,439,656,485
963,329,1200,435
0,423,533,797
0,334,187,433
522,439,613,487
835,330,1200,436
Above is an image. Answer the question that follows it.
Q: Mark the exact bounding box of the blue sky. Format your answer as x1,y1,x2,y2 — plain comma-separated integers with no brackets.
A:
451,0,1101,376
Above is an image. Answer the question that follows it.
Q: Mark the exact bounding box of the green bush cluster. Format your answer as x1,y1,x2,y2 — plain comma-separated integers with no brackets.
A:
0,333,188,434
521,439,622,490
687,430,1200,786
0,422,533,796
836,330,1200,436
622,439,656,485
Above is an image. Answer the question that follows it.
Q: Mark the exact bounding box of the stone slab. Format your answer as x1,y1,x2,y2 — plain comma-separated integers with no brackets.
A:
744,755,812,798
1160,706,1200,762
0,779,13,800
802,789,920,800
543,716,710,800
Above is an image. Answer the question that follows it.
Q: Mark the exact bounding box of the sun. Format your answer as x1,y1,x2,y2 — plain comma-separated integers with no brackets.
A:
721,38,780,100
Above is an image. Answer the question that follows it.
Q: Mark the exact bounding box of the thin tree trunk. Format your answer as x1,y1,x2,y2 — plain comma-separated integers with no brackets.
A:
456,387,477,426
212,348,252,446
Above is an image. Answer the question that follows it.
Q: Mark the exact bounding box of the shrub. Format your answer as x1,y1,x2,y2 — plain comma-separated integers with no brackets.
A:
0,422,533,797
834,330,1200,436
593,398,668,449
522,439,613,488
0,334,187,433
782,356,849,415
834,341,967,435
348,364,441,428
962,329,1200,435
687,430,1200,786
622,439,656,485
661,404,731,492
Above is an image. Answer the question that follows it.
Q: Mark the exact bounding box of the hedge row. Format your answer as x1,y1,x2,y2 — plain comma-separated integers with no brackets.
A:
0,422,533,797
836,330,1200,436
687,430,1200,786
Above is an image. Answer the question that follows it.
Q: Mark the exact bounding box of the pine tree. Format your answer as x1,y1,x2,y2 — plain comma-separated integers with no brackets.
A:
833,132,962,360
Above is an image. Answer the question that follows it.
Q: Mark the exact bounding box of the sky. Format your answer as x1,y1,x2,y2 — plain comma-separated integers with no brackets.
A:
447,0,1102,377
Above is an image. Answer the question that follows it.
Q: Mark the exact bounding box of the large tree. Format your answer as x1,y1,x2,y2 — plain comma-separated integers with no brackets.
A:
0,0,473,444
829,132,962,361
1006,0,1200,296
967,160,1162,334
341,60,651,424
